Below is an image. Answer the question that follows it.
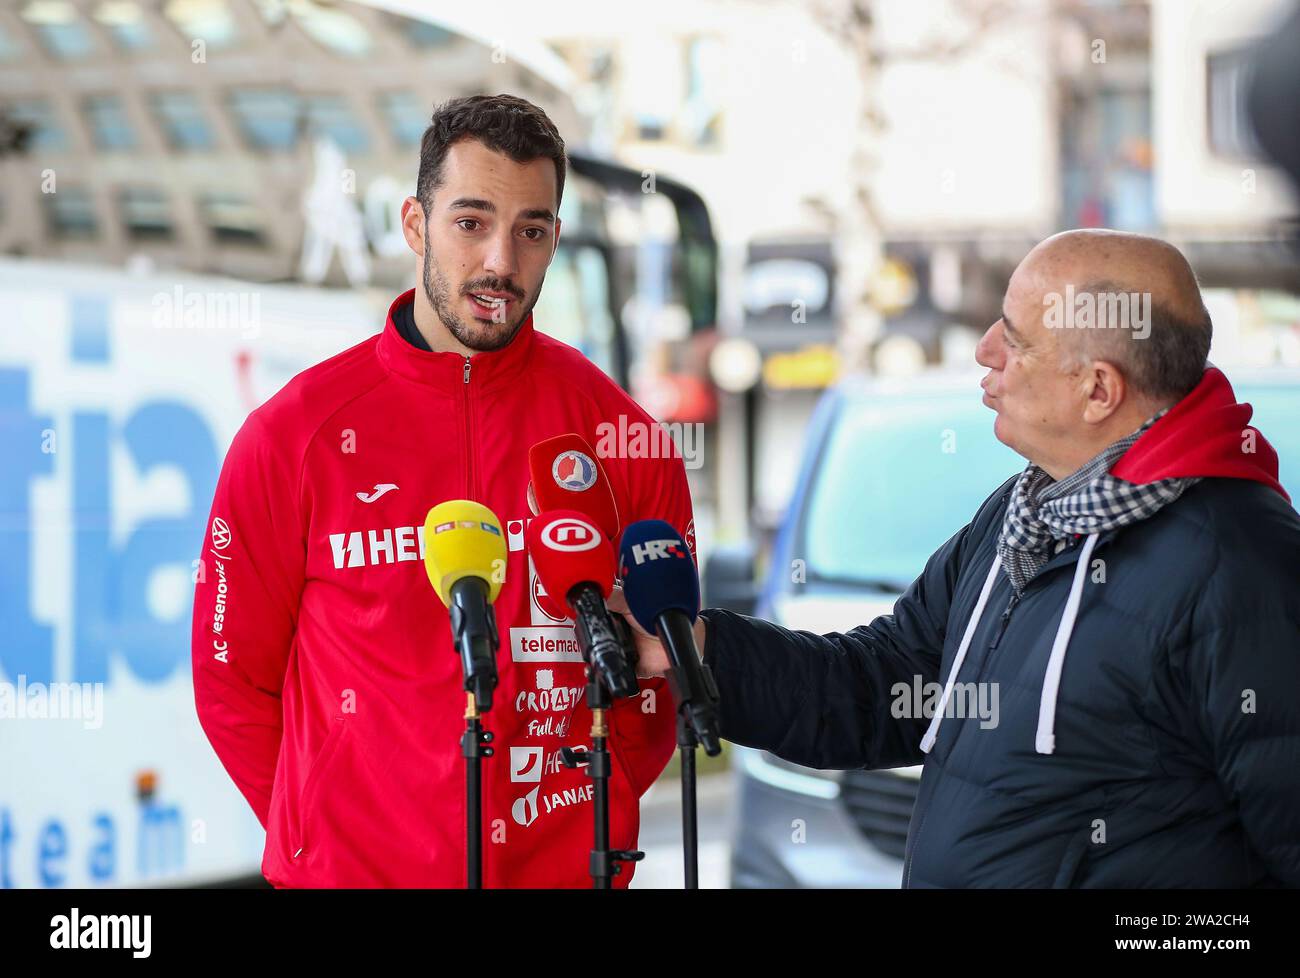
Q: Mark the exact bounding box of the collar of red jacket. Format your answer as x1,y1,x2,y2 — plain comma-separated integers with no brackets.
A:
377,287,536,391
1111,366,1289,503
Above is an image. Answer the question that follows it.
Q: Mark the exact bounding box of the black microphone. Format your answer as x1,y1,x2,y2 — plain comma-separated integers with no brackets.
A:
618,520,721,755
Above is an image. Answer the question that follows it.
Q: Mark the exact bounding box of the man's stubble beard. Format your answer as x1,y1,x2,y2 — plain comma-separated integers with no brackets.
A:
422,242,543,353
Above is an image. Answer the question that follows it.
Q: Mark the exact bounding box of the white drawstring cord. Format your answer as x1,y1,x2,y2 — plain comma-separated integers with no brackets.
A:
1035,532,1099,755
920,531,1099,756
920,554,1001,753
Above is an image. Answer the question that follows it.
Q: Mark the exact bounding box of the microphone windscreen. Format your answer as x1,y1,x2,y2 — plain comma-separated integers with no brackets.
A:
423,500,507,606
617,519,700,633
528,433,620,542
526,510,615,615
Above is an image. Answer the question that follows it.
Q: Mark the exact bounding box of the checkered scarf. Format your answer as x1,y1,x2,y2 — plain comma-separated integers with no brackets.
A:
998,411,1198,594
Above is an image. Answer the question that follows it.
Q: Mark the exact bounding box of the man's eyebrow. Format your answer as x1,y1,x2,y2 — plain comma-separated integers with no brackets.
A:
448,197,495,213
446,198,555,223
1001,310,1020,340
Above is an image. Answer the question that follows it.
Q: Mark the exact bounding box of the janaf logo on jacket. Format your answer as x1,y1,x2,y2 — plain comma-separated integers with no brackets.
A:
509,744,595,828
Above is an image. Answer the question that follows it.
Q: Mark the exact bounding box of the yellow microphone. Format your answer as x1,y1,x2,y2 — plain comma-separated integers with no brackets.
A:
424,500,507,711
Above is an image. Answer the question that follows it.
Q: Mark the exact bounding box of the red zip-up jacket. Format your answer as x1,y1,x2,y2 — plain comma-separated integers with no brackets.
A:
191,289,694,888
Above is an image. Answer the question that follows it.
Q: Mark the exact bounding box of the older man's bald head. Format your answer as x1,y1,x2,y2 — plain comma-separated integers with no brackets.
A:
1018,229,1212,404
1027,229,1205,318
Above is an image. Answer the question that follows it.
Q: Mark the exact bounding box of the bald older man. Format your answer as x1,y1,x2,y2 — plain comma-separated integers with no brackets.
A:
622,230,1300,888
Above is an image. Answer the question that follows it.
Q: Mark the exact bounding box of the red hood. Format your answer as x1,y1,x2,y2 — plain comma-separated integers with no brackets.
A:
1111,366,1289,503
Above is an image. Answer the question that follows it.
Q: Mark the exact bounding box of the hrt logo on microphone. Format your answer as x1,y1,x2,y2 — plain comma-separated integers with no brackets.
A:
627,539,688,565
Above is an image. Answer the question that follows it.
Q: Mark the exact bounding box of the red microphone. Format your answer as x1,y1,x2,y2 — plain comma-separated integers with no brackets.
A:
529,510,614,618
528,434,620,542
526,511,638,698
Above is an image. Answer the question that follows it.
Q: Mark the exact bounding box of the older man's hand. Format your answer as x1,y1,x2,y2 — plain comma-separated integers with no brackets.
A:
606,584,709,679
606,584,668,677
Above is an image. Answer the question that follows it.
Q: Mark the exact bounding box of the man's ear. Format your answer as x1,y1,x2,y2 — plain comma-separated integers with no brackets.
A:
401,196,426,257
1082,360,1126,425
552,216,563,258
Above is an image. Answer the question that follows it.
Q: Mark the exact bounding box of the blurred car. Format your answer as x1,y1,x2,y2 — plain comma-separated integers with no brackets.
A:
707,367,1300,888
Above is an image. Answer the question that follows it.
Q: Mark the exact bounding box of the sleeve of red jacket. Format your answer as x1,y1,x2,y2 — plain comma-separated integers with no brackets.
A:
191,409,306,829
609,446,696,797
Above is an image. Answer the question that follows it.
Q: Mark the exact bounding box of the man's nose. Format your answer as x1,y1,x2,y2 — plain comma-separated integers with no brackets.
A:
483,231,518,281
975,322,1003,369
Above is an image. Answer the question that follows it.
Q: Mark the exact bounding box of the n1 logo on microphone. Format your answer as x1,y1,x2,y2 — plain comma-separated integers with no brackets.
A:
627,538,689,565
539,517,601,552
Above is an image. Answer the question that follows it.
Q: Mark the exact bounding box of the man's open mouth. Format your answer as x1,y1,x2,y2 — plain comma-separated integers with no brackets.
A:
467,292,514,317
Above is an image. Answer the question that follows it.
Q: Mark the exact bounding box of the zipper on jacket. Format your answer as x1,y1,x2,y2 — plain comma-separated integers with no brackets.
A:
988,592,1021,651
462,356,476,498
987,539,1095,653
903,802,928,888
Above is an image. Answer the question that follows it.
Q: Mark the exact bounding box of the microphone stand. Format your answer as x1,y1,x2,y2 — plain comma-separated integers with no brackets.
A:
676,711,700,889
562,616,644,889
462,693,494,889
655,616,720,890
448,578,499,890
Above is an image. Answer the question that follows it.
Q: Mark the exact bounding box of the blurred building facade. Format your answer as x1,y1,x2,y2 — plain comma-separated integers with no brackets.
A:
0,0,582,287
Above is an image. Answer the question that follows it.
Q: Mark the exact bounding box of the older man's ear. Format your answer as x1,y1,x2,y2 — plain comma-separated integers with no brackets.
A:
1080,361,1128,425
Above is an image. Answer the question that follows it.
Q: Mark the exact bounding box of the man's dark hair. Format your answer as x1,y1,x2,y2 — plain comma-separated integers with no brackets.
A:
416,94,567,212
1135,300,1213,402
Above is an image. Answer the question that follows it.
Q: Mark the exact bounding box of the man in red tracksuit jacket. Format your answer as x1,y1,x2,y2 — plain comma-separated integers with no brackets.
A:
190,94,695,887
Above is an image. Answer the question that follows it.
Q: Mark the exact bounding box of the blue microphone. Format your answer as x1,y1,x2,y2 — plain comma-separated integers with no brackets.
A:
618,520,721,756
